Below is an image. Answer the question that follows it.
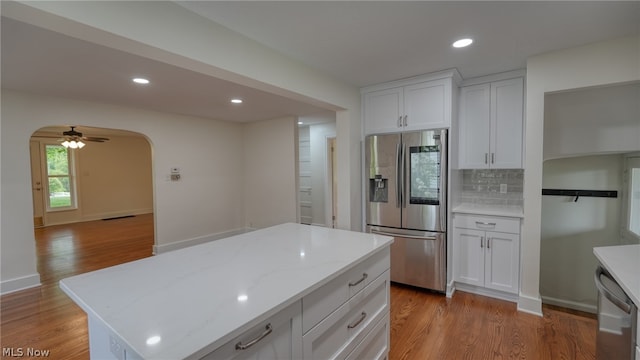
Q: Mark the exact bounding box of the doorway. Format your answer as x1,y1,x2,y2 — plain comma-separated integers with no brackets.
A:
29,125,153,227
297,113,337,227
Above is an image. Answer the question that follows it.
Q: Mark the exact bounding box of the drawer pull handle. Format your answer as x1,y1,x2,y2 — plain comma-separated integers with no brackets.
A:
347,311,367,329
348,273,368,287
235,324,273,350
475,221,496,227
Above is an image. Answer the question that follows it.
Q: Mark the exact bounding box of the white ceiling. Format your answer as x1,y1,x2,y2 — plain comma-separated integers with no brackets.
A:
2,1,639,127
179,1,640,86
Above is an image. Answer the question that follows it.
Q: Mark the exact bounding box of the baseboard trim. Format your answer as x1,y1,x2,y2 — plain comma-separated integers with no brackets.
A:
153,227,252,254
454,282,519,303
541,295,597,314
1,273,41,295
446,280,456,298
45,209,153,227
517,292,544,317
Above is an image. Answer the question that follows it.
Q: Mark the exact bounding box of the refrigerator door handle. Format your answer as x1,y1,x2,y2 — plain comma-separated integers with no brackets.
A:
401,142,407,208
438,130,447,232
370,229,438,241
395,142,402,208
594,266,632,314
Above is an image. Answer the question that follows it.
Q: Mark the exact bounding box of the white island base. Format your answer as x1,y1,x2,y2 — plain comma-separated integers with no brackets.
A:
60,223,393,360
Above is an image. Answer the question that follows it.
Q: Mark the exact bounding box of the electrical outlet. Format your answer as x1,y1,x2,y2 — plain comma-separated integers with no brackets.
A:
500,184,508,194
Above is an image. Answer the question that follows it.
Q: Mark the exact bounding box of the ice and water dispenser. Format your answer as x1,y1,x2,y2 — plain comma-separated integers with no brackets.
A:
369,175,388,203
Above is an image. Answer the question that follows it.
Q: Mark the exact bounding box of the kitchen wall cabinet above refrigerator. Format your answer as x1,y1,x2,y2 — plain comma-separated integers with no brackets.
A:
361,69,461,135
458,73,524,169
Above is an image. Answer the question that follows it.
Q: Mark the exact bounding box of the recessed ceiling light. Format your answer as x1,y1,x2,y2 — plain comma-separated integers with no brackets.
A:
132,77,150,84
452,38,473,48
230,98,243,104
298,121,303,125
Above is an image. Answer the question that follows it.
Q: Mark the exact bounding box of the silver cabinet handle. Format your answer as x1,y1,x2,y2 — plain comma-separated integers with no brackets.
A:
485,153,488,164
235,324,273,350
348,273,368,287
487,237,491,249
347,312,367,329
491,153,495,164
475,221,496,227
480,236,484,248
403,115,408,127
398,116,403,127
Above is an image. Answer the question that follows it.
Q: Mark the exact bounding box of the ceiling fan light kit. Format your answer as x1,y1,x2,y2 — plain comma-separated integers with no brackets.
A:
57,126,110,149
61,140,85,149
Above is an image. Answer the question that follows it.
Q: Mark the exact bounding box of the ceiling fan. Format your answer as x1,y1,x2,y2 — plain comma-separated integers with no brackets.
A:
57,126,110,149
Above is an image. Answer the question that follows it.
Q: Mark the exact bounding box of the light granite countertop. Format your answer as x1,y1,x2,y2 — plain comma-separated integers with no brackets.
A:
452,203,524,218
60,223,393,359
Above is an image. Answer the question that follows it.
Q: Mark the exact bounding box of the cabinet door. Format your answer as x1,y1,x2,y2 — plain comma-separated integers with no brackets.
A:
453,227,485,287
484,231,520,294
458,83,491,169
363,87,403,135
490,78,523,169
201,302,302,360
403,78,450,131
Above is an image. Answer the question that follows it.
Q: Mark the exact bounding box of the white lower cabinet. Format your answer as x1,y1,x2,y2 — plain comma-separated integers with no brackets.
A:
453,214,520,298
302,247,391,360
303,270,390,359
201,301,302,360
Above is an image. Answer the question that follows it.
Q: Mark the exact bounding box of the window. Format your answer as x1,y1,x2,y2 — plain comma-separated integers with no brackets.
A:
625,155,640,239
44,144,76,210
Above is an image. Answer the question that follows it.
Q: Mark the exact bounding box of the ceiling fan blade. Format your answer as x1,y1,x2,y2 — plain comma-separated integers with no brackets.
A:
82,136,110,142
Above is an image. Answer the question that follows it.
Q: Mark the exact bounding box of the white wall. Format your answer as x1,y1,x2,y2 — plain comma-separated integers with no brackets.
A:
540,155,623,313
243,117,298,229
1,1,365,294
522,35,640,315
544,83,640,160
1,90,247,293
3,0,362,232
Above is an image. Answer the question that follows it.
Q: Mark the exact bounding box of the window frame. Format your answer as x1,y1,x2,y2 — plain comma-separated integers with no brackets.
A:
42,141,79,212
622,153,640,242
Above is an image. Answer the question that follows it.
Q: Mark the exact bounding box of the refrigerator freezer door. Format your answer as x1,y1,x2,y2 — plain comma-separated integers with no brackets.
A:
369,226,446,292
366,133,402,229
401,129,447,232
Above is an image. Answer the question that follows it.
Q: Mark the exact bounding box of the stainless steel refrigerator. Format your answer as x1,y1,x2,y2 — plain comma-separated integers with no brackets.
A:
365,129,447,292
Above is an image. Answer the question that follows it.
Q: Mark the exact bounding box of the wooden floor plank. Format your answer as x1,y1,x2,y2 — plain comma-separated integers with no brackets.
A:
1,217,597,359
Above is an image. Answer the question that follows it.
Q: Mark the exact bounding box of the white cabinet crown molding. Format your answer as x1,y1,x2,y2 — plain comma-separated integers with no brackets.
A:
361,68,462,94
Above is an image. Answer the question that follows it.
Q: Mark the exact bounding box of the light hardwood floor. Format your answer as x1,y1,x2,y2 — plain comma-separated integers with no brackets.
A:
1,216,596,359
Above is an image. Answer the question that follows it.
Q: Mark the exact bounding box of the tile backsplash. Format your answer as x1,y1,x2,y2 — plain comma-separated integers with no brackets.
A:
459,169,524,206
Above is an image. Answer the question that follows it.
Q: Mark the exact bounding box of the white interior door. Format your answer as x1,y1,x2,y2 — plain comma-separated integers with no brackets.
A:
29,140,45,227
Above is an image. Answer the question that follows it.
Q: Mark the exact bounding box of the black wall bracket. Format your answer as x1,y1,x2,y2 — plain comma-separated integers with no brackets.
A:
541,189,618,202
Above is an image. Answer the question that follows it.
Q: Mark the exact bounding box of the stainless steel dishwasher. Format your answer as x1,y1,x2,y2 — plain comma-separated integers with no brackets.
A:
595,265,637,360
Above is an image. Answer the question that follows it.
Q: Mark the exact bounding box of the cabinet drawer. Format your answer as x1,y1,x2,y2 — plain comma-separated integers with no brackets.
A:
303,248,390,333
344,314,389,360
303,271,390,360
200,301,301,360
454,214,520,234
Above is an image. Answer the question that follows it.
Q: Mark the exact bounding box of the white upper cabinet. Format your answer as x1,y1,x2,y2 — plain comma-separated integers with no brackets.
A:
459,77,524,169
362,70,458,135
362,87,403,134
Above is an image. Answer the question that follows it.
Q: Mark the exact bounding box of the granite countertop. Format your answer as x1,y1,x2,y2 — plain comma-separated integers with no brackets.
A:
593,244,640,307
59,223,393,359
452,203,524,218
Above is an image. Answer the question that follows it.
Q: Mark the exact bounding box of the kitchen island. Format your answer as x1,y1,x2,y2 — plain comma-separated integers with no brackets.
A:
60,223,393,359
